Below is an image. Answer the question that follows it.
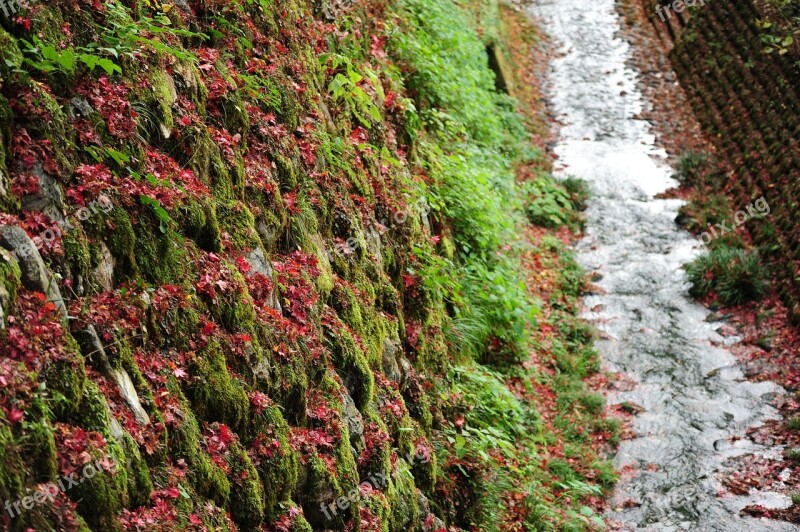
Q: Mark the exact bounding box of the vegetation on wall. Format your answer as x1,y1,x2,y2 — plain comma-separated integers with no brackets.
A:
0,0,614,530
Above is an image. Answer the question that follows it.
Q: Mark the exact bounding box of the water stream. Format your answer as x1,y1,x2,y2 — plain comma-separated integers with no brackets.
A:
528,0,799,530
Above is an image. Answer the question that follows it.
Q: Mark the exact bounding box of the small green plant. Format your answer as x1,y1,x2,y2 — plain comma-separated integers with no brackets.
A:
756,18,796,55
560,175,589,211
756,329,776,351
321,53,385,127
686,245,767,305
675,150,713,187
787,416,800,431
19,36,122,76
785,447,800,461
522,176,576,229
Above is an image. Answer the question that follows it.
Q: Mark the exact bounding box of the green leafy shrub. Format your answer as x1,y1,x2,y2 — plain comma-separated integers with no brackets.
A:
522,176,583,230
560,175,589,211
686,245,768,305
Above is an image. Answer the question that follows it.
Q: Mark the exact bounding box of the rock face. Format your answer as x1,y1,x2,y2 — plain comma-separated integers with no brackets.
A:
92,240,115,292
74,325,150,426
245,246,281,311
20,164,65,223
0,225,66,318
341,390,365,457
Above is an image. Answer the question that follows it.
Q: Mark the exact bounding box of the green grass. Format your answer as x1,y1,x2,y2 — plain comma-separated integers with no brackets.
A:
686,244,768,305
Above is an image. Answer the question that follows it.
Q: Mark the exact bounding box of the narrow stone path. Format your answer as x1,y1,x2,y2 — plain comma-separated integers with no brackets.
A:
528,0,799,529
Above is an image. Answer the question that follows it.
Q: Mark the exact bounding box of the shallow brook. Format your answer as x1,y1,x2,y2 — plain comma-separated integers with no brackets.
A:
529,0,799,529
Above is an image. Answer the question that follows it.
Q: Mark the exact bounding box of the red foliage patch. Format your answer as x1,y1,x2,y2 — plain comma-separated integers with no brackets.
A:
77,76,138,140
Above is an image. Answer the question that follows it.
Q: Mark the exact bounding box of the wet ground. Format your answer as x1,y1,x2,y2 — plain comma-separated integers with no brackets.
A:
528,0,799,529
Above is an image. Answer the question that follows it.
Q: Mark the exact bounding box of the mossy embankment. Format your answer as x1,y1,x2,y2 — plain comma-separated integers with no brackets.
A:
0,0,614,529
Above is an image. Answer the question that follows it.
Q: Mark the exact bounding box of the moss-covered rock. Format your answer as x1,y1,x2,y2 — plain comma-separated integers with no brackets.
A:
227,442,265,530
187,342,250,432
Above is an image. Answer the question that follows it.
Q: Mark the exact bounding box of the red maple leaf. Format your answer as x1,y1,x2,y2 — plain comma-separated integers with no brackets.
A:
236,255,252,274
218,425,233,445
8,408,24,424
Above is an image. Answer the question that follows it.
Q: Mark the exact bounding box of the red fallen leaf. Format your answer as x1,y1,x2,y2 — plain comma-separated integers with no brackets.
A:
218,425,233,445
14,17,31,31
350,127,368,144
173,368,188,379
201,322,216,336
8,408,24,423
402,273,416,288
189,514,202,525
164,487,181,499
236,255,251,273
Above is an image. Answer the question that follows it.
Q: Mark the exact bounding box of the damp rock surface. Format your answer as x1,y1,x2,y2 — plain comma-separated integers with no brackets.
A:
529,0,799,530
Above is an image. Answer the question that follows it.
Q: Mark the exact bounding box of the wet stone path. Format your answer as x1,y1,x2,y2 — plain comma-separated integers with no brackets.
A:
529,0,799,530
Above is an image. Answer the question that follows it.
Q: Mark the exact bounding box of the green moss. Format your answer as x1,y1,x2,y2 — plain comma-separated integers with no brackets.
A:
266,350,309,424
327,328,373,410
251,404,298,519
24,398,58,483
63,227,91,289
216,201,262,249
214,62,250,136
187,342,250,432
132,215,190,284
302,451,346,529
386,462,421,530
64,382,127,530
251,206,284,253
119,431,153,507
0,27,23,82
227,442,265,531
43,343,86,420
26,84,77,176
72,380,144,509
216,273,258,334
274,152,300,192
330,282,393,365
179,198,222,252
147,69,177,139
86,207,137,281
168,383,232,505
0,92,19,211
0,424,26,530
183,128,236,199
0,249,21,309
306,234,334,297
